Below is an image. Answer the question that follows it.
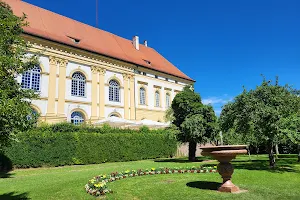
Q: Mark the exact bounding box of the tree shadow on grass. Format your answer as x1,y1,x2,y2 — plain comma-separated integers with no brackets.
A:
0,172,14,178
0,153,13,178
232,158,299,173
155,156,213,163
186,181,220,191
0,192,30,200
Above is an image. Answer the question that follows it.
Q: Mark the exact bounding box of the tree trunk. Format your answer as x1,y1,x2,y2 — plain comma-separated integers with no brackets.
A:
298,144,300,162
188,141,197,161
267,143,276,168
275,143,279,157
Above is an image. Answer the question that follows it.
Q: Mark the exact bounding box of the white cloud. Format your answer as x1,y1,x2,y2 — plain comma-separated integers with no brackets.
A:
202,97,232,105
202,95,233,116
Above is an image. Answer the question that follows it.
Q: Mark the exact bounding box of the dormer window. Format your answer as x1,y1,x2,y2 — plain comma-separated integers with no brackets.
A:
143,59,151,65
67,36,81,44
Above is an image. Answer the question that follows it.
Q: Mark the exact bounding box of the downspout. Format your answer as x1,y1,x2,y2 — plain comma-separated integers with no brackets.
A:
134,73,137,120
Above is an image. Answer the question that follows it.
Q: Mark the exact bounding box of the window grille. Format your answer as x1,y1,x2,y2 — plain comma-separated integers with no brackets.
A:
71,72,86,97
21,65,41,91
71,111,84,125
109,80,120,102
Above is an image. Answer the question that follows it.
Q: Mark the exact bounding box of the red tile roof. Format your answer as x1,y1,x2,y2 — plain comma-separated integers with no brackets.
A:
4,0,193,81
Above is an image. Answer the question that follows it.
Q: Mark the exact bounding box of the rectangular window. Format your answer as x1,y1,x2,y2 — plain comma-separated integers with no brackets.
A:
155,92,160,107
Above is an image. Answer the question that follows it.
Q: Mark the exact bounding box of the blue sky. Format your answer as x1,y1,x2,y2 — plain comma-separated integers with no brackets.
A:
24,0,300,115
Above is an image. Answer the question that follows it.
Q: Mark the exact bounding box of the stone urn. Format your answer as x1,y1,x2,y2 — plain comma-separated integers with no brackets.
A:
200,145,247,193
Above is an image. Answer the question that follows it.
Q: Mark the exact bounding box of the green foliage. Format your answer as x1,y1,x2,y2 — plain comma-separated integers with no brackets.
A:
0,2,38,151
4,124,177,168
279,113,300,162
220,77,300,166
180,113,217,144
139,126,150,132
171,86,202,128
172,86,218,144
279,113,300,145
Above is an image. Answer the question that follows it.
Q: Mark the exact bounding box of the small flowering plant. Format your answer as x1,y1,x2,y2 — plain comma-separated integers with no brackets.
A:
85,175,111,196
85,166,217,196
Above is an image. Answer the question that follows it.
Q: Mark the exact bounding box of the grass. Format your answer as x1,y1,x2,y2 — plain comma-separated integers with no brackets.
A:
0,155,299,200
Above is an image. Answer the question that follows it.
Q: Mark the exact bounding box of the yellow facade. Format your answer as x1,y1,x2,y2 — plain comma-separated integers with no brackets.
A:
24,34,193,124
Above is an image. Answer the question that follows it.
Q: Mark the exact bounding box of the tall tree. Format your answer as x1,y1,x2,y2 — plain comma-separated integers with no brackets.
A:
220,78,300,168
171,86,218,161
0,2,38,151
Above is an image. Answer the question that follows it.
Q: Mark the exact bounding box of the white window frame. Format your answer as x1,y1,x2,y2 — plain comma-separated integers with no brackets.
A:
140,87,146,105
155,91,160,107
71,72,86,97
166,93,171,108
109,80,120,102
71,111,85,125
21,65,41,91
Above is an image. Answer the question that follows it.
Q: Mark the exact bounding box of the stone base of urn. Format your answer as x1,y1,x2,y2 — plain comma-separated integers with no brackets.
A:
218,180,240,193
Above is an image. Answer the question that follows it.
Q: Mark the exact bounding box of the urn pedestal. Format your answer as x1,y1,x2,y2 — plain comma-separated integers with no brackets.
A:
200,145,247,193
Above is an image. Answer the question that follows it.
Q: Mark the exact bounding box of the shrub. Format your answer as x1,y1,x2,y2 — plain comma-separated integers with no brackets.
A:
4,124,178,168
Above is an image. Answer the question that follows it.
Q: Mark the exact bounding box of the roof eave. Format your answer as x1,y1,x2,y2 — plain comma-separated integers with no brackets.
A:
24,32,195,82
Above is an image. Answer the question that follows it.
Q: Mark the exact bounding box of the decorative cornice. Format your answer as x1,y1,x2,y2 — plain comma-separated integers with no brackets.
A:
105,104,124,109
153,85,162,89
24,34,195,84
25,34,135,71
137,81,148,85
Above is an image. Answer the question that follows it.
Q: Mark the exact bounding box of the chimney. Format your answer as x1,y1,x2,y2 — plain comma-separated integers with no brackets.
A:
133,36,139,50
144,40,148,47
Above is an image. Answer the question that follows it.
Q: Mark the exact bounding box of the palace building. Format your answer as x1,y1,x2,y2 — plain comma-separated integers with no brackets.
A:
6,0,194,124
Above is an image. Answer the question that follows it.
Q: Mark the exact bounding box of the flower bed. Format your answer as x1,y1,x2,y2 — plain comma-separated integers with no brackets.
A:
85,166,217,196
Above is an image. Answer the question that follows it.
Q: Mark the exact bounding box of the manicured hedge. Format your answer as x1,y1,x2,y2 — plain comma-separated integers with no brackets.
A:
4,124,177,168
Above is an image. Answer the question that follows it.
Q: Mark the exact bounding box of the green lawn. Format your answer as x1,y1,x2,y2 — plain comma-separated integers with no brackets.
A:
1,155,299,200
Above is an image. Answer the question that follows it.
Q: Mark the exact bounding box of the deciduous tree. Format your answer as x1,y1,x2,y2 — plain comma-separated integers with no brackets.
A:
220,77,300,167
171,86,218,161
0,2,38,151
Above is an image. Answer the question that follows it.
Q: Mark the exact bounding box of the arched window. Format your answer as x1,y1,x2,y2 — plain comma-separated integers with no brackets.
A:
71,111,84,125
71,72,86,97
155,91,160,107
21,65,41,90
140,87,146,105
109,113,120,117
166,93,171,108
109,80,120,102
